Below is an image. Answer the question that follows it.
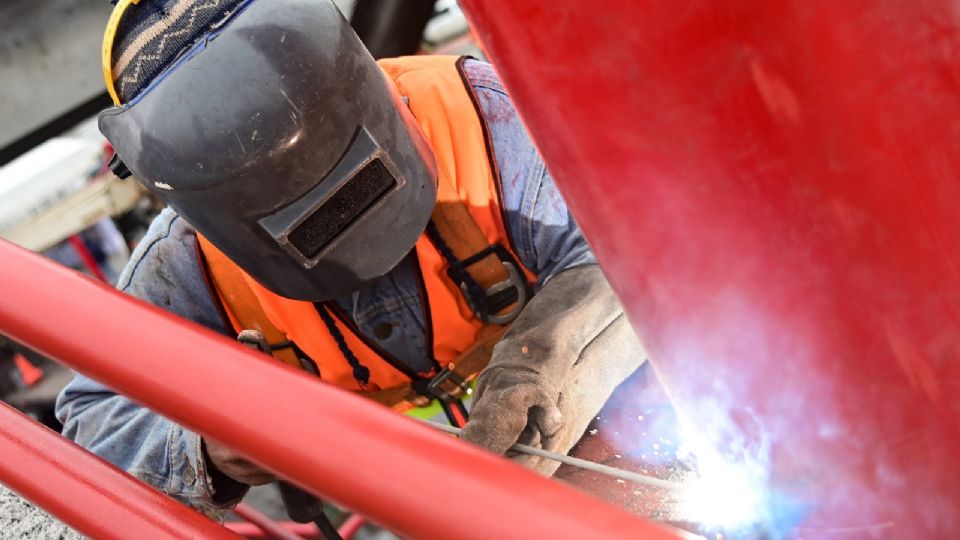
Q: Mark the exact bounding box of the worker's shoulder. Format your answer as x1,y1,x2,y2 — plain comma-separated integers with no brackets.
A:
460,59,525,138
115,208,208,313
460,58,507,96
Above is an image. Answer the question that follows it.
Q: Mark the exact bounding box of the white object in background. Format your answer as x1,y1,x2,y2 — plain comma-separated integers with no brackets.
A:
0,176,143,253
0,138,102,235
424,0,469,45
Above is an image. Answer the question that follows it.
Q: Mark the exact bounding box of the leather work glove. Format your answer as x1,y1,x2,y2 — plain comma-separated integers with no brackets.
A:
462,264,646,476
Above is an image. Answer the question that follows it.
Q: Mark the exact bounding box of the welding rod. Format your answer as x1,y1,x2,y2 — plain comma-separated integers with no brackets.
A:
415,418,684,491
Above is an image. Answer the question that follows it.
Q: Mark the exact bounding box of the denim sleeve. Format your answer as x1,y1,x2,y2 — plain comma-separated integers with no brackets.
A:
54,208,242,515
465,59,596,289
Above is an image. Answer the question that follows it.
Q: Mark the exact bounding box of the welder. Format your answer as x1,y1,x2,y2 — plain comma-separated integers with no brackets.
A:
56,0,646,517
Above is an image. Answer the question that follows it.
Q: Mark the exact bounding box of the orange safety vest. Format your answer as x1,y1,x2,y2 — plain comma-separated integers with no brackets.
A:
196,56,535,415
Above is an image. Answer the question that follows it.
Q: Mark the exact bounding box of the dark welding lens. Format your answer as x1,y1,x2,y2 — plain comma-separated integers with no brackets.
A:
258,126,406,268
287,159,397,258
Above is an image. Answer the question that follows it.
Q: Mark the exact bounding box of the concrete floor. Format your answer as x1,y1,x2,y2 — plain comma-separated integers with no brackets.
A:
0,485,82,540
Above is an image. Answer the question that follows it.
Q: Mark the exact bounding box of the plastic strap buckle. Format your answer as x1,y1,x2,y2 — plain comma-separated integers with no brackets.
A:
455,244,528,325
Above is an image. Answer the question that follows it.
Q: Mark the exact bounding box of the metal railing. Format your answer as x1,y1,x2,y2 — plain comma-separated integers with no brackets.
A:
0,239,679,539
0,400,240,539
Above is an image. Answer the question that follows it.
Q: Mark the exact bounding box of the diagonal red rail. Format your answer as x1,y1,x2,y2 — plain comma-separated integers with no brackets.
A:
232,503,306,540
0,400,240,539
0,240,680,540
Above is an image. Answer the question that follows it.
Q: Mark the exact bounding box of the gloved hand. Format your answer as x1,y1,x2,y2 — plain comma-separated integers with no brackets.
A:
462,366,565,456
462,264,646,476
203,438,274,503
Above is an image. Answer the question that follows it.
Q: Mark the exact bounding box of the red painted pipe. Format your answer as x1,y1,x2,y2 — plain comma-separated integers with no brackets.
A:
461,0,960,536
0,401,239,540
0,240,679,540
337,514,365,540
232,503,305,540
68,234,108,283
225,522,319,540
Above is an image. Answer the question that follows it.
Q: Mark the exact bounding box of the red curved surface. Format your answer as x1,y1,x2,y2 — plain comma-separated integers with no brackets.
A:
337,515,366,540
461,0,960,536
0,241,680,540
225,522,318,540
232,503,305,540
0,402,239,540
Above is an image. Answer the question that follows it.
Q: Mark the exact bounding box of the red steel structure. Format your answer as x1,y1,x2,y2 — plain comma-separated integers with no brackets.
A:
461,0,960,536
231,503,307,540
225,522,319,540
0,241,679,539
67,234,109,283
0,400,240,539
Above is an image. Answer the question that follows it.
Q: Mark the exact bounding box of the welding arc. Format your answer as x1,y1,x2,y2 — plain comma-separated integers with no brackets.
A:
415,419,684,491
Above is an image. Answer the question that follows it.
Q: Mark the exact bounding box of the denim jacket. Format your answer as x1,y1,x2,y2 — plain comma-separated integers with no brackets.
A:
56,59,595,514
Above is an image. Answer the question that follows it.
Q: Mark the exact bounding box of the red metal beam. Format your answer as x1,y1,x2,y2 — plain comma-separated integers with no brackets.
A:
0,240,679,540
336,515,365,540
461,0,960,536
232,503,306,540
225,522,319,540
0,401,239,540
68,234,108,283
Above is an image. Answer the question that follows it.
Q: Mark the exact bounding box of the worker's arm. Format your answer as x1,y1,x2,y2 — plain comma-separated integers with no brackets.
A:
461,60,647,473
55,209,248,516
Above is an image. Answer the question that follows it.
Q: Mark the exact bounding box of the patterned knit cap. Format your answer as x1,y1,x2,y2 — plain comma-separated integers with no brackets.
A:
107,0,248,104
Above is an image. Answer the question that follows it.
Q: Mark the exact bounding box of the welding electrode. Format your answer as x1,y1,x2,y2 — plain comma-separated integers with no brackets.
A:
415,418,684,491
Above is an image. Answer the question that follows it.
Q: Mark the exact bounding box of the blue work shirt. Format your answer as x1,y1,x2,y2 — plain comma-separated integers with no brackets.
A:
55,59,595,514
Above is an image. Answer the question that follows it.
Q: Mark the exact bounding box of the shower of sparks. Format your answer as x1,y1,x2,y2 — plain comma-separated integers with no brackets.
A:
672,427,770,532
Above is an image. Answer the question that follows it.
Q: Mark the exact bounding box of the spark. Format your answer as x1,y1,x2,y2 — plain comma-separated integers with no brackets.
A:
674,428,770,531
681,455,765,530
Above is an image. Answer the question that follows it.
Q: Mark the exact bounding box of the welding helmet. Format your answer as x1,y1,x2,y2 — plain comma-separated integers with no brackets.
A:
98,0,437,301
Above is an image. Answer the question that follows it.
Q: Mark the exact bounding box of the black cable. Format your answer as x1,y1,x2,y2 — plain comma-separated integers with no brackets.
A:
278,482,344,540
314,513,345,540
